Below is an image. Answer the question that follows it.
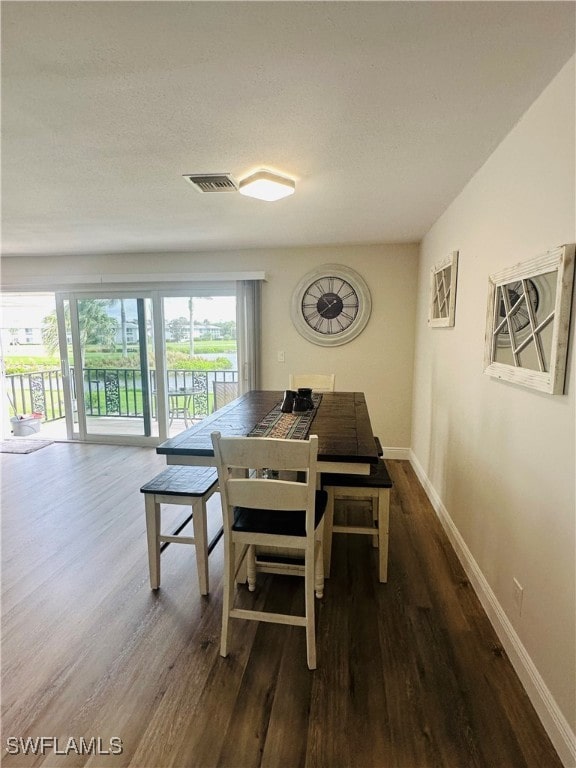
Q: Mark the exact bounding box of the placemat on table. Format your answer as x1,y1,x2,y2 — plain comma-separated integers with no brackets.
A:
248,393,322,439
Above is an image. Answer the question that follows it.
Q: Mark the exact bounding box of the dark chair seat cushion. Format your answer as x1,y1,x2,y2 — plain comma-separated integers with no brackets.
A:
322,459,393,489
232,490,327,536
140,465,218,497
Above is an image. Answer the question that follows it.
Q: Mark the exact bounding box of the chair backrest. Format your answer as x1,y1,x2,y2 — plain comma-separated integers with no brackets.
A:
212,381,239,412
288,373,335,392
211,432,319,535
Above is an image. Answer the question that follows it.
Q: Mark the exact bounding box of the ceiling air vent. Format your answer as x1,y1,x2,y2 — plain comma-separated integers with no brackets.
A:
183,173,238,193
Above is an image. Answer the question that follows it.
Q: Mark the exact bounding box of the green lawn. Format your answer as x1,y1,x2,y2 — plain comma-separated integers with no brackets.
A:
4,340,236,375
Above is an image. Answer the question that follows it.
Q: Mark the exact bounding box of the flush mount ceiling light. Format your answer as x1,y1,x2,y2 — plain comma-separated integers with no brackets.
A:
238,170,295,202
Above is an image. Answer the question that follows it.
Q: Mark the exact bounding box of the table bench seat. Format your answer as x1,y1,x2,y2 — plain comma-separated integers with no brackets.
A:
141,465,220,594
322,458,392,583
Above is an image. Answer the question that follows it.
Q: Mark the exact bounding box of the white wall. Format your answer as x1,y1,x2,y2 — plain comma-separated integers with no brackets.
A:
411,58,575,764
259,244,418,451
0,243,419,449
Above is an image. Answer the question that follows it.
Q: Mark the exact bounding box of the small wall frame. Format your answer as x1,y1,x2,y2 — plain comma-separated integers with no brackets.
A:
428,251,458,327
483,244,575,394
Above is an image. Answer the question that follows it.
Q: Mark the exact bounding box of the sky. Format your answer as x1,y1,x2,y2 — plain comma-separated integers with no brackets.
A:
163,296,236,324
0,294,56,326
0,293,237,327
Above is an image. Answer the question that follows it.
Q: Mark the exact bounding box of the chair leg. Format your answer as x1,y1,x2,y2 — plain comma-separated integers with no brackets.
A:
378,488,390,583
145,495,161,589
220,538,235,658
305,544,317,670
323,488,335,578
193,499,209,595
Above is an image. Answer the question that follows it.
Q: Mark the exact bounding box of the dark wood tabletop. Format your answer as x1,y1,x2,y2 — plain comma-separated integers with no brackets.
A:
157,389,379,472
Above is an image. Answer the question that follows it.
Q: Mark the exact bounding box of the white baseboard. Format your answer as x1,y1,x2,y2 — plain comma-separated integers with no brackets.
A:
408,450,576,768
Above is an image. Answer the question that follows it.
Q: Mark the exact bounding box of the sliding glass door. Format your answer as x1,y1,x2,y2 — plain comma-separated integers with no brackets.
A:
161,293,239,421
53,281,254,445
56,292,157,443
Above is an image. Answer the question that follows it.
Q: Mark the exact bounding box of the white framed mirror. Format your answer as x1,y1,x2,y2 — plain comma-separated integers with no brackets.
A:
483,244,575,394
428,251,458,328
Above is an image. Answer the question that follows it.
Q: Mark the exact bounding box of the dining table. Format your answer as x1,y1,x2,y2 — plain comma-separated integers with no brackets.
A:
157,389,379,475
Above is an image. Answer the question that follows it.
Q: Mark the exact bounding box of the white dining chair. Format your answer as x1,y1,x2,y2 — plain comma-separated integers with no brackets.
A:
211,431,327,670
212,380,239,412
289,373,336,392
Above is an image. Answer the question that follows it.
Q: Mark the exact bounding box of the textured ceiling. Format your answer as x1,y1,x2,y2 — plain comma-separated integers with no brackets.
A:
1,1,574,258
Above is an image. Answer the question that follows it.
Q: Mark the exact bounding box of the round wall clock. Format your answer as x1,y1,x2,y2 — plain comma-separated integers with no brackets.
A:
495,273,556,349
499,279,539,328
290,264,372,346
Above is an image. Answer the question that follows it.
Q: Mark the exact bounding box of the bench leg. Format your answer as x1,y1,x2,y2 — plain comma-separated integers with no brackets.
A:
193,499,209,595
314,518,325,598
323,488,335,578
377,488,390,583
246,545,257,591
145,495,161,589
372,491,379,548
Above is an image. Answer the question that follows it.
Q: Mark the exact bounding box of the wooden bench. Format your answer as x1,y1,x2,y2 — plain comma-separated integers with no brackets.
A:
322,458,393,583
140,465,220,595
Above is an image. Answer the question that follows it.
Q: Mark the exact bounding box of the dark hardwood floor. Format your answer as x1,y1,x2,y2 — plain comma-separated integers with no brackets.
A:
1,443,563,768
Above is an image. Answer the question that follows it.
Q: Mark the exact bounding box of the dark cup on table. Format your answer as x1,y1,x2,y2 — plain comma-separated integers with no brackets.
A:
281,390,296,413
294,387,314,411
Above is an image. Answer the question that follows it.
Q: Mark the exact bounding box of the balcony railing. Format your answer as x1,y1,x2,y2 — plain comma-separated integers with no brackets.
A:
6,368,238,422
6,370,66,422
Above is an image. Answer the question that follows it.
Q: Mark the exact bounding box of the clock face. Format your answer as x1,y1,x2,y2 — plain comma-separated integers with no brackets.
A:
498,279,539,333
496,278,540,347
291,265,371,346
302,276,359,334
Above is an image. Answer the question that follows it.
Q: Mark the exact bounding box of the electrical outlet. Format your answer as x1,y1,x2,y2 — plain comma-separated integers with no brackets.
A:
277,351,285,363
513,578,524,616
